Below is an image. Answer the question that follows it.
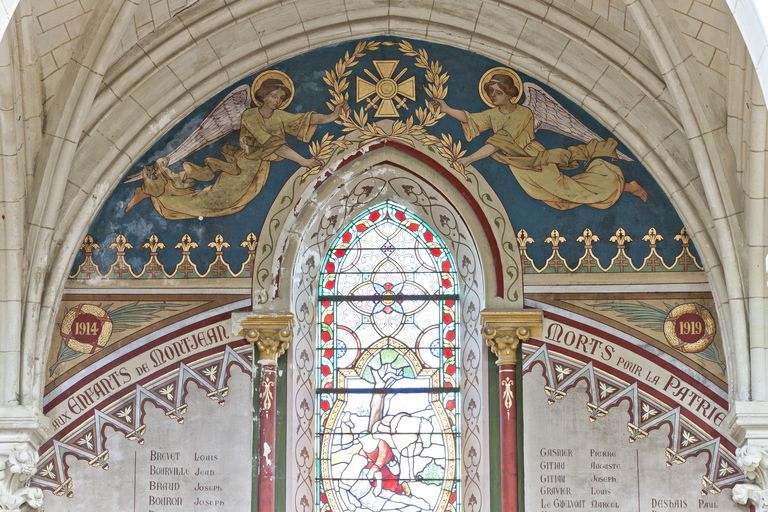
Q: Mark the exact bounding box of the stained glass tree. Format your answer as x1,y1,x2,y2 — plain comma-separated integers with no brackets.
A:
316,201,461,512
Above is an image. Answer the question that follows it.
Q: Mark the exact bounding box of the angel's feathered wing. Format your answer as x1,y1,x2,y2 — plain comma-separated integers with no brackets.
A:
165,84,251,165
521,82,632,161
124,85,251,183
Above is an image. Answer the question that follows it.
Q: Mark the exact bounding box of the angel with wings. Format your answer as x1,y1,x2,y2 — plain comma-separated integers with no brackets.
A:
434,67,647,210
124,70,346,219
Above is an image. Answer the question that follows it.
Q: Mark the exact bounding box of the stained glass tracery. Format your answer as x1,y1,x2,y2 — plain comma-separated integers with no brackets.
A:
316,201,461,512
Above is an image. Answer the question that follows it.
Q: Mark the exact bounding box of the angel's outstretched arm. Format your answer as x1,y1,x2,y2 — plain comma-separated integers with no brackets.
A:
432,99,467,123
275,146,321,168
459,143,497,167
310,102,349,125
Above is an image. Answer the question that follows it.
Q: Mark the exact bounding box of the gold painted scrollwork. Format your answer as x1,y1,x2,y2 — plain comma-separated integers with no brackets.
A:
501,376,514,419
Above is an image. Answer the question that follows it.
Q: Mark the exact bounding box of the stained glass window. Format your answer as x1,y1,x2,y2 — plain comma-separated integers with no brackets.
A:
316,201,461,512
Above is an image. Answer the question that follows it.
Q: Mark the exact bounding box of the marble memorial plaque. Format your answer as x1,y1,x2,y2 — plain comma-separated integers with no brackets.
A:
43,371,252,511
524,371,744,511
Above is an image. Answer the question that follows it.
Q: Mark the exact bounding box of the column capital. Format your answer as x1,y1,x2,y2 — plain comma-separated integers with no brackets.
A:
732,445,768,511
481,309,543,365
235,313,293,364
0,406,50,511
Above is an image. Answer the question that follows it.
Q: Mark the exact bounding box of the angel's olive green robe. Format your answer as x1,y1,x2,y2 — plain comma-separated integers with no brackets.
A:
141,108,315,220
461,105,624,210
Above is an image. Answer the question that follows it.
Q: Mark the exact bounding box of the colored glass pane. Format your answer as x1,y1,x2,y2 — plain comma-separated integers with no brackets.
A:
316,202,461,512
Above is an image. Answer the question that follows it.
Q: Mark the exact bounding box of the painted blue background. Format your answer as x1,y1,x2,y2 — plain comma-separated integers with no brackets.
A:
74,37,697,274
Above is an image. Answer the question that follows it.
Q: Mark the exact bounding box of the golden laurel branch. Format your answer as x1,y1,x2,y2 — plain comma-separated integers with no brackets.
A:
319,39,467,175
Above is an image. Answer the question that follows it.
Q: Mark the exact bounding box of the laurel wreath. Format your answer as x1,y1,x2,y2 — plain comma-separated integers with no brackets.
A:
305,39,467,177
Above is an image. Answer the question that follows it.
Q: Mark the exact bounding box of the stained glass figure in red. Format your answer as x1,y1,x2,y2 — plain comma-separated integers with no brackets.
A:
316,201,460,512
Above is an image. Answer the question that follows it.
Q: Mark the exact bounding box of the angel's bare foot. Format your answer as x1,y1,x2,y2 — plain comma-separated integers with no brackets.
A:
125,187,148,212
624,181,648,202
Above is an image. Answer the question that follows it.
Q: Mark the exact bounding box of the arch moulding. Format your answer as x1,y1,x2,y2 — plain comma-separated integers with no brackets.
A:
24,0,747,435
236,142,524,511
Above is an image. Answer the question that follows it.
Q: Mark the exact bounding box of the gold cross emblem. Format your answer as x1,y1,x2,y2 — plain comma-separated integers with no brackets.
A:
355,60,416,118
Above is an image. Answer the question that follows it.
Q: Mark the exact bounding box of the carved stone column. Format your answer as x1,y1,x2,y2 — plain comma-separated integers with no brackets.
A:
240,314,293,512
0,406,50,512
728,402,768,510
481,310,543,512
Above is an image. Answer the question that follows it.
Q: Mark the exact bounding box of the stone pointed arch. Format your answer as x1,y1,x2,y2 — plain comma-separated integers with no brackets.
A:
253,142,523,312
256,142,516,511
21,0,749,429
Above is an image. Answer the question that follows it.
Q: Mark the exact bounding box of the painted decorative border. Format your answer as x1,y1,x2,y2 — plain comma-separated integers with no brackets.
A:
67,224,701,282
68,233,258,280
517,226,702,274
31,343,251,496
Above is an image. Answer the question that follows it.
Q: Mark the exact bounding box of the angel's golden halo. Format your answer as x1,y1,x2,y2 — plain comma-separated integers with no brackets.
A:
479,67,523,107
251,70,295,109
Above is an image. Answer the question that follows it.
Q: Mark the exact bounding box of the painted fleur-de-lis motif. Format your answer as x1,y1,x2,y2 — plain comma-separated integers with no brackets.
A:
208,234,230,253
671,226,703,271
542,229,571,272
516,228,533,251
107,234,136,278
607,228,637,272
240,232,258,252
237,232,259,277
175,234,198,253
609,228,632,248
544,229,565,249
640,227,666,271
81,235,100,254
575,227,605,272
142,234,165,254
516,228,540,273
203,234,235,278
674,227,691,246
577,228,599,249
172,234,200,278
642,227,663,248
109,234,133,255
73,234,104,279
141,234,167,278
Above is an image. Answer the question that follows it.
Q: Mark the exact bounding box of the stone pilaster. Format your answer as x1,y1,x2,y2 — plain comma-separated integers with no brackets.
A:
0,406,50,512
481,309,542,512
234,313,293,512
